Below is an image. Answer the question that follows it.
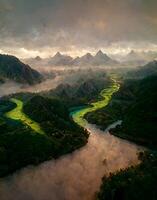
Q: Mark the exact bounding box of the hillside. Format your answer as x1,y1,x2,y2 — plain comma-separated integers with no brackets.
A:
47,73,111,106
97,152,157,200
0,95,88,177
91,75,157,200
110,76,157,148
126,60,157,79
0,54,43,85
86,75,157,148
27,51,118,67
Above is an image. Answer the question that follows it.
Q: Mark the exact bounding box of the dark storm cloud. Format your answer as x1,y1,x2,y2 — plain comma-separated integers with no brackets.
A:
0,0,157,56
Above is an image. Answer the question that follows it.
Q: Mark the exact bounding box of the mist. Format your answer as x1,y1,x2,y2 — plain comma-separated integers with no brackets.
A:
0,66,120,98
0,124,142,200
0,67,81,97
1,0,157,58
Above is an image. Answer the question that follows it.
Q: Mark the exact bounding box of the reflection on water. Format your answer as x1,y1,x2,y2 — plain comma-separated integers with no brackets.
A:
0,124,141,200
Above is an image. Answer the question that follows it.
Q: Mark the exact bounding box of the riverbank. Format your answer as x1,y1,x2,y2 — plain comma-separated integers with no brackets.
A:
71,79,120,127
0,123,141,200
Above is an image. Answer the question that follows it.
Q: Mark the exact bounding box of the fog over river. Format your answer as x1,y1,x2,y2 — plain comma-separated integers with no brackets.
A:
0,124,142,200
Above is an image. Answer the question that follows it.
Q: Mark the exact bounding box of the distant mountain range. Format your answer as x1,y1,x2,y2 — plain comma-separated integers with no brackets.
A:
0,54,43,85
46,71,111,106
24,50,157,67
127,60,157,79
48,52,73,66
121,50,157,65
25,50,119,67
71,50,118,66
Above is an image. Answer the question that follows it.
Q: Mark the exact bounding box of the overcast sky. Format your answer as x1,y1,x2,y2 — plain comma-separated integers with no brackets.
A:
0,0,157,58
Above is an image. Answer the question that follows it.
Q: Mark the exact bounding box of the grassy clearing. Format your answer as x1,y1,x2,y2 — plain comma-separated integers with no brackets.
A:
5,98,44,134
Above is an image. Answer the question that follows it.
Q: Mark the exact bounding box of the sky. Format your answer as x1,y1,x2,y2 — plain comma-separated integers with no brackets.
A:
0,0,157,58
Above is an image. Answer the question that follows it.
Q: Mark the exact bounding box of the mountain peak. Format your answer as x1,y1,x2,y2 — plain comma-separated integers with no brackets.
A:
82,53,93,59
95,50,109,59
96,50,104,56
0,54,43,85
35,56,42,61
85,53,92,57
129,50,136,55
55,52,62,57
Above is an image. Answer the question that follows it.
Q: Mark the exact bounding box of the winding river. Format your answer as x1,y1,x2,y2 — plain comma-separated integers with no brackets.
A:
71,78,120,127
0,79,142,200
5,98,44,134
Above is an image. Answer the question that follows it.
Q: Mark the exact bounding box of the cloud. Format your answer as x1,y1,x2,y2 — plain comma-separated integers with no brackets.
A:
0,0,157,57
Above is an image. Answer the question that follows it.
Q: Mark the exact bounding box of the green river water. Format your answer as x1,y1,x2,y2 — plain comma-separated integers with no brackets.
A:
71,78,120,127
5,98,44,134
5,78,119,134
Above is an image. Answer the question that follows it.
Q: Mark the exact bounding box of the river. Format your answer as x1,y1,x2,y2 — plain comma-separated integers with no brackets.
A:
0,79,142,200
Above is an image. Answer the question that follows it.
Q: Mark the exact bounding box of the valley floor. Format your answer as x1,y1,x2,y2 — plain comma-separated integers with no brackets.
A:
0,124,141,200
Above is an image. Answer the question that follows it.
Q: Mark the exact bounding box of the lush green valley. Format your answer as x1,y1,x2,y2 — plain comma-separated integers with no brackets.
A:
94,74,157,200
46,71,111,107
5,98,44,134
0,72,112,177
71,79,119,127
0,95,88,177
0,54,43,85
87,75,157,148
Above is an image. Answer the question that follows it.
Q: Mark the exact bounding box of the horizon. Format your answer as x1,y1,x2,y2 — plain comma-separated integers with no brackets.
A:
0,0,157,58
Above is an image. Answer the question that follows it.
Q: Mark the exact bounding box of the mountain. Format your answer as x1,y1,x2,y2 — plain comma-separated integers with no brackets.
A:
125,50,142,60
28,51,118,67
97,75,157,200
127,60,157,78
34,56,42,61
71,50,118,66
46,73,111,106
0,54,43,85
122,50,157,66
86,74,157,148
0,95,88,177
71,53,94,66
48,52,73,66
111,75,157,147
93,50,118,65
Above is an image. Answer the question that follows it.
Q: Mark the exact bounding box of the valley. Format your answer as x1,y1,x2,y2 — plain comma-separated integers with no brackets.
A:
1,0,157,199
0,53,157,200
71,78,120,127
5,98,44,134
0,75,141,200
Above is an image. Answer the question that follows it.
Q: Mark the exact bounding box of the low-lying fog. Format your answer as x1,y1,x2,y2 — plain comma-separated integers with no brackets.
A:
0,65,131,98
0,67,78,97
0,124,142,200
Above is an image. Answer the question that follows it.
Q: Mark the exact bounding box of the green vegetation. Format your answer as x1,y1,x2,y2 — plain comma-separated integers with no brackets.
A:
111,76,157,148
0,95,88,177
47,72,111,107
71,80,120,127
126,60,157,79
0,124,56,177
0,54,43,84
96,75,157,200
0,73,117,177
86,75,157,148
97,152,157,200
5,98,44,134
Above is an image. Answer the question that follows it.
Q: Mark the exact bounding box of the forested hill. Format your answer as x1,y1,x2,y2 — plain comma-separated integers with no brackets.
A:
0,54,43,85
95,75,157,200
0,95,88,177
127,60,157,79
46,73,111,107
